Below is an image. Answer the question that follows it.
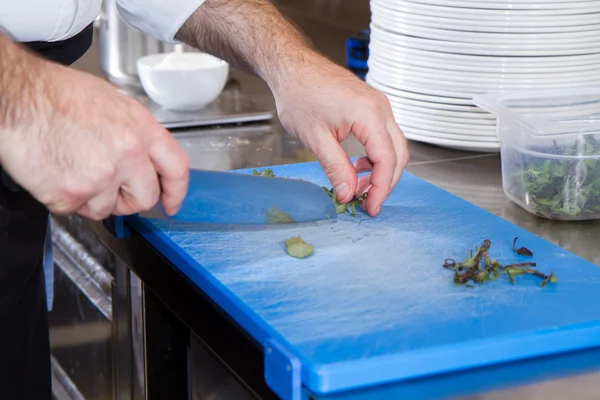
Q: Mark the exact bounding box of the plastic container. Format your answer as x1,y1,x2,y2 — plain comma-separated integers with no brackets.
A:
473,86,600,221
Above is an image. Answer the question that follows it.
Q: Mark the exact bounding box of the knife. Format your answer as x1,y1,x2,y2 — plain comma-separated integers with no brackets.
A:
137,169,338,225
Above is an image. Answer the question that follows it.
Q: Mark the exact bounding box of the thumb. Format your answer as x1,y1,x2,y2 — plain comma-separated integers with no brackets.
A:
308,130,357,203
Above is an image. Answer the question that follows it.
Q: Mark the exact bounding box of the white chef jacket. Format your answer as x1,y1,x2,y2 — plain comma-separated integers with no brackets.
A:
1,0,206,43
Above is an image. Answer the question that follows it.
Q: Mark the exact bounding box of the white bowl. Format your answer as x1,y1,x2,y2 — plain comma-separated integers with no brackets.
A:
137,52,229,111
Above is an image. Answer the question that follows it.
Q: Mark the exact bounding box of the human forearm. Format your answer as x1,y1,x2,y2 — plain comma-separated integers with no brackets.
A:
175,0,321,92
0,33,45,134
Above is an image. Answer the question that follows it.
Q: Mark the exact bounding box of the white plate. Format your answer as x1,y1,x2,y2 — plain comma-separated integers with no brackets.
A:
402,0,600,11
402,127,500,152
381,0,600,18
397,118,497,141
370,24,600,56
367,55,600,86
379,0,600,16
370,13,600,34
367,66,600,96
370,2,600,31
428,142,500,153
392,108,497,136
367,38,600,67
367,77,475,103
372,24,600,48
387,97,492,119
367,50,600,75
393,107,496,130
382,91,487,113
370,8,600,45
367,54,600,84
370,29,600,60
383,92,492,118
366,80,474,107
394,116,497,139
370,13,600,46
372,0,600,20
387,98,495,123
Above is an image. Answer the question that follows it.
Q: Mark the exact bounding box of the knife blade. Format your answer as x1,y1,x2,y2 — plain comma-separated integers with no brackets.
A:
137,169,338,225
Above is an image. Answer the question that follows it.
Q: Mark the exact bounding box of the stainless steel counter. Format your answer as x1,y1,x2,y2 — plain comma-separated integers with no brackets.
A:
48,1,600,399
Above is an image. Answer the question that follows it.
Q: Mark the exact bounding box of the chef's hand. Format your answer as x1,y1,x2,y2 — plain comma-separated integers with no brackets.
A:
274,56,409,216
0,37,189,220
175,0,409,217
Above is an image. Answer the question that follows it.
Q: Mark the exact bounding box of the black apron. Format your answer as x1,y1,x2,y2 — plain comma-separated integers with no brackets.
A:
0,24,94,400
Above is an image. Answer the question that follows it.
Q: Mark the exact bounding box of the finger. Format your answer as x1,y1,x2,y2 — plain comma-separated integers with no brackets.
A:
356,175,372,195
384,107,409,194
49,166,115,216
76,186,120,220
49,193,92,217
146,128,190,216
353,157,374,194
353,157,374,174
351,114,397,216
113,158,161,216
307,126,357,204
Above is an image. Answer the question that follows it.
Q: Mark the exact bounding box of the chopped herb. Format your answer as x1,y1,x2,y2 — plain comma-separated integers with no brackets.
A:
321,187,368,217
443,239,558,288
253,168,275,177
267,207,294,224
505,135,600,220
252,168,367,217
285,236,314,259
512,237,533,256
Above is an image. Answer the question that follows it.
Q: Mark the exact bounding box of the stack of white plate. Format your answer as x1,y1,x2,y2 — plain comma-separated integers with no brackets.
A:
366,0,600,152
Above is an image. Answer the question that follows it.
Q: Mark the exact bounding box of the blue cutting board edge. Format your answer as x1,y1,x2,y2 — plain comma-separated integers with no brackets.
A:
305,320,600,394
125,161,600,397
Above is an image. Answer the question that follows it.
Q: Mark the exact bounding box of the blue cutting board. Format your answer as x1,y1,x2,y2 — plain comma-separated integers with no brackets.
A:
125,161,600,399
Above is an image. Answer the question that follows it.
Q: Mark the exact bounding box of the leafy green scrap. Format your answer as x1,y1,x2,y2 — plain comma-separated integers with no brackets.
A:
252,168,275,177
267,207,294,224
443,239,558,288
285,236,314,259
321,187,368,217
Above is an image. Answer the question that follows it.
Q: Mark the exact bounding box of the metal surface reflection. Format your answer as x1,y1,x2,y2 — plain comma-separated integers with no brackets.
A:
172,124,283,171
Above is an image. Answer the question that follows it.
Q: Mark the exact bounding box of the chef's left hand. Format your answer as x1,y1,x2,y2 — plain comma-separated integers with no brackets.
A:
273,55,409,217
175,0,406,216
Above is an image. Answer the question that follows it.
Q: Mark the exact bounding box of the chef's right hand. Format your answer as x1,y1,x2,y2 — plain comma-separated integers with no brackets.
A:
0,49,189,220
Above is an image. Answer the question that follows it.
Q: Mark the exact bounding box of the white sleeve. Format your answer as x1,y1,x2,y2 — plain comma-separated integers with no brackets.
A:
116,0,207,44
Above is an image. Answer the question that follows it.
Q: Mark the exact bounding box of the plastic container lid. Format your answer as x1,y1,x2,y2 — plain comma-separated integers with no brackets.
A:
473,86,600,141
